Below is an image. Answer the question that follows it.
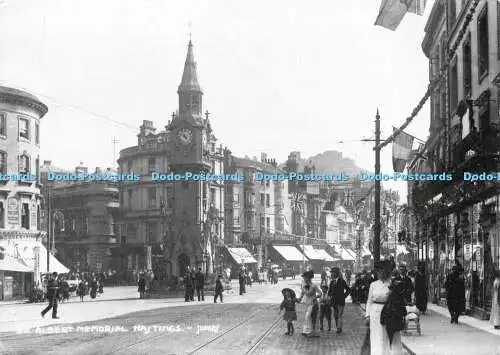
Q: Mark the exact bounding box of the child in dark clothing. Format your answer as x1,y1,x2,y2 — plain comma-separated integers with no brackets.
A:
279,288,300,335
319,285,332,331
214,275,224,303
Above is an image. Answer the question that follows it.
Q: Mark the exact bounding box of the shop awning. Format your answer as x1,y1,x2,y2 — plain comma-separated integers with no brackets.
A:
315,248,337,262
302,245,336,262
0,253,32,272
272,245,308,262
337,247,355,261
227,248,257,264
0,240,69,274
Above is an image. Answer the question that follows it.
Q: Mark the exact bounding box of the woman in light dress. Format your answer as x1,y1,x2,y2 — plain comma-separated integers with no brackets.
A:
490,269,500,330
298,269,322,338
365,260,403,355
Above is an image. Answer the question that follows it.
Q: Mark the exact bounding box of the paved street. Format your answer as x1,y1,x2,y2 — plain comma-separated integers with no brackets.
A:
401,304,500,355
0,277,372,355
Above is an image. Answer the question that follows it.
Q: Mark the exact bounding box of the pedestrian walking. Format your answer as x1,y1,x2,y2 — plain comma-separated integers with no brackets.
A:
398,263,413,305
489,269,500,329
345,268,352,287
214,274,224,303
319,285,332,331
138,275,146,299
77,280,86,302
328,267,351,334
184,269,194,302
90,278,98,299
445,265,465,324
298,270,322,338
414,262,428,314
365,260,404,355
41,272,60,319
279,288,299,336
238,268,246,295
195,267,205,301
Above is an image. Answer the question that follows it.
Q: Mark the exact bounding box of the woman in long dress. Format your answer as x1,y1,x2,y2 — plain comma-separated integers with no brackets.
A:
365,260,403,355
299,270,322,338
489,270,500,330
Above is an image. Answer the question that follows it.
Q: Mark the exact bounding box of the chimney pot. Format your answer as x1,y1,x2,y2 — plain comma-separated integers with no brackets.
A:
43,160,51,166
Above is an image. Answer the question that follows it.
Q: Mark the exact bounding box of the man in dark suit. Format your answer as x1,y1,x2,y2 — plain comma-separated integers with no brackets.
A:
445,265,465,323
328,267,351,334
399,263,414,305
195,267,205,301
41,272,60,319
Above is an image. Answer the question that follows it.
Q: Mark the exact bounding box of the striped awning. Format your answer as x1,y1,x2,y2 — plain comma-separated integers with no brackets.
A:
272,245,307,262
227,248,257,264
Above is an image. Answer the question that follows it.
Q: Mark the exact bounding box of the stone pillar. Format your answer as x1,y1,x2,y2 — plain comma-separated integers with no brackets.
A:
33,246,40,287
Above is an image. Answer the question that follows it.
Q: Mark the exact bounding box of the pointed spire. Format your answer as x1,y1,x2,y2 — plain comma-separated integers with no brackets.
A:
178,40,202,93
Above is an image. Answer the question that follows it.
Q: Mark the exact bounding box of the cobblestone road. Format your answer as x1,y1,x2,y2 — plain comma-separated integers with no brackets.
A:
0,298,370,354
0,280,378,355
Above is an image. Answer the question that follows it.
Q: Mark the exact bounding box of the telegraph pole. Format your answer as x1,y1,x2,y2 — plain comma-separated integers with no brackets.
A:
374,109,381,263
112,137,119,168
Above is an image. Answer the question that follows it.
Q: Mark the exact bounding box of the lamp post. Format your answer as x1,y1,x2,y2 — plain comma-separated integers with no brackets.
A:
47,210,64,273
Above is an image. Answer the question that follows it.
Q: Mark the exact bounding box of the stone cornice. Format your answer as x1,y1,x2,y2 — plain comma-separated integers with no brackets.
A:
0,93,48,118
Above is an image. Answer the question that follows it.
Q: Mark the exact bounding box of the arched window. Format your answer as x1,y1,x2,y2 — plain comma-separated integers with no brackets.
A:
18,154,30,174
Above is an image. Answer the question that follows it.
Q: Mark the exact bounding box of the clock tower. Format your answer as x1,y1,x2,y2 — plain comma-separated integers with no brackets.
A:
167,40,219,276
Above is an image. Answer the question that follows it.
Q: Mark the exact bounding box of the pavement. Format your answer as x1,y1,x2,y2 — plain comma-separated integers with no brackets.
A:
400,303,500,355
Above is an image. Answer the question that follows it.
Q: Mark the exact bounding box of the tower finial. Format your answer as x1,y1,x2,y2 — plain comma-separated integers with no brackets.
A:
188,20,192,44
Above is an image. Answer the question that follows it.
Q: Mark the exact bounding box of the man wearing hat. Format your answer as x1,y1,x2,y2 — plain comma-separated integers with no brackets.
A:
41,272,60,319
328,267,351,334
398,263,414,305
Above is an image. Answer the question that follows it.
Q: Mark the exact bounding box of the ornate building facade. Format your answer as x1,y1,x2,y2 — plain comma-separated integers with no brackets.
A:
223,152,290,267
50,165,120,274
118,41,225,277
411,0,500,318
0,86,48,300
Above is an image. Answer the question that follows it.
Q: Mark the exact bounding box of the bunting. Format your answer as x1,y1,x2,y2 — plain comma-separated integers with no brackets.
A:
392,127,414,172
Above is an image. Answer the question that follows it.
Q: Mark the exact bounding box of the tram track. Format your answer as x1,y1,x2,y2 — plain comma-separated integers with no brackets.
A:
104,304,245,355
186,308,281,355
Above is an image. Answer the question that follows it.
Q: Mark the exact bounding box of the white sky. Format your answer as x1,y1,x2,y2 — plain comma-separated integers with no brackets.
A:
0,0,434,201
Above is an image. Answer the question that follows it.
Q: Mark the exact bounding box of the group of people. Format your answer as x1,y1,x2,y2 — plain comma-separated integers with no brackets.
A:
76,274,104,301
444,263,500,329
279,267,351,338
182,266,207,302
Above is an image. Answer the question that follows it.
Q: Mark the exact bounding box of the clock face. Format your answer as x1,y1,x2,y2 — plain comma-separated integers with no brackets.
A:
177,128,193,145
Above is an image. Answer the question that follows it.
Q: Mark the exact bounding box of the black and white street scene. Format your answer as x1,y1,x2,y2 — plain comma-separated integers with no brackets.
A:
1,0,500,354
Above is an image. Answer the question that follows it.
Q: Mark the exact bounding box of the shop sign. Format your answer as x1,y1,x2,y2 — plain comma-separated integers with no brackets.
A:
464,244,472,261
30,202,37,229
7,199,19,227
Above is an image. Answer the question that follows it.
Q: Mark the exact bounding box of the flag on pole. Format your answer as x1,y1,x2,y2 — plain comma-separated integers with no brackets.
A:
392,127,414,172
375,0,427,31
407,0,426,15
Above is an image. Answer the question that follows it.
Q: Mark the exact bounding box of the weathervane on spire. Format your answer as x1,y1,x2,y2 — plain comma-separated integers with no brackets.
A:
188,20,192,43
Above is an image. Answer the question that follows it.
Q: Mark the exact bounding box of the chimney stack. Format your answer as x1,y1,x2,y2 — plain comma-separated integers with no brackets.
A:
261,153,267,163
43,160,52,166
